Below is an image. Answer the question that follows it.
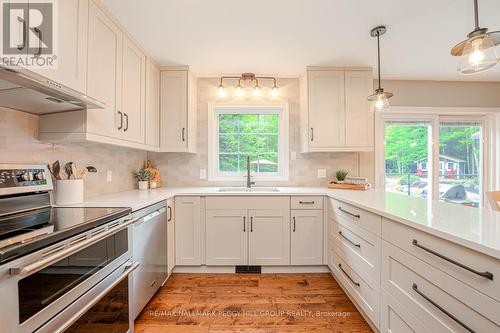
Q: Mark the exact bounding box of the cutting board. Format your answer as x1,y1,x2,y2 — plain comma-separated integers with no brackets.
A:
328,182,368,191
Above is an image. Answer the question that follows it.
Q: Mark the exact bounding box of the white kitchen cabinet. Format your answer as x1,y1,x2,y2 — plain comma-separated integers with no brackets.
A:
206,210,248,265
300,67,374,152
380,290,428,333
291,210,323,265
86,0,122,139
121,35,146,144
145,58,160,147
175,196,201,265
160,68,197,152
31,0,89,94
167,198,175,275
248,210,290,265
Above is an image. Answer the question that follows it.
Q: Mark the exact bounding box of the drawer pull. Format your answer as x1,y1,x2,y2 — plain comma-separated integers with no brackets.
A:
243,216,246,232
292,217,296,232
412,283,475,333
338,263,360,287
412,239,493,280
299,201,315,204
338,231,361,248
150,280,157,287
338,206,360,219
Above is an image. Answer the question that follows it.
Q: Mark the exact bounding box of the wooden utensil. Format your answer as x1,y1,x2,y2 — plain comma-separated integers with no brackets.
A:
52,161,62,180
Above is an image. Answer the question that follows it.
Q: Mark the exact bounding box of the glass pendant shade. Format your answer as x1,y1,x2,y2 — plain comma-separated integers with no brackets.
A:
235,85,245,97
217,85,226,97
369,92,390,112
457,35,498,74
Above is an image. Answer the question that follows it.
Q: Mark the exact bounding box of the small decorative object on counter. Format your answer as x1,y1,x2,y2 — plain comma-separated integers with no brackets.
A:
145,160,161,187
329,170,370,191
135,168,152,190
335,169,349,182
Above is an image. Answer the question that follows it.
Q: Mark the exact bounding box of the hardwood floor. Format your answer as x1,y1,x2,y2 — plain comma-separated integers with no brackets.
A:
135,273,373,333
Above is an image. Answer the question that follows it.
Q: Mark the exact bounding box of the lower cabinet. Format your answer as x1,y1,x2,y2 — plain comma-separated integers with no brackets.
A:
249,210,290,265
291,210,323,265
206,210,248,265
205,209,291,266
380,290,428,333
175,197,201,265
132,205,168,319
166,198,175,275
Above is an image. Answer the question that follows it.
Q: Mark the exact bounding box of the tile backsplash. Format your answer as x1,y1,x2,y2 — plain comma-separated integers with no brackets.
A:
149,78,370,187
0,107,147,198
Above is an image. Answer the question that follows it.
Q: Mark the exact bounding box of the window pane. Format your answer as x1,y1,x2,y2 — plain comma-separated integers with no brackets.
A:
385,122,431,198
218,113,280,175
439,123,481,208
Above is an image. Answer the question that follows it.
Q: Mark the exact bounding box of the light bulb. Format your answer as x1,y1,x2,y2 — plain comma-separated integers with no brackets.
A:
373,93,389,112
217,85,226,98
253,85,261,97
468,39,485,66
271,86,279,97
235,85,245,97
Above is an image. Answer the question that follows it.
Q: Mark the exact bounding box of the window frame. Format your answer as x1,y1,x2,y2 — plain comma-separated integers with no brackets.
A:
375,107,499,207
207,104,289,182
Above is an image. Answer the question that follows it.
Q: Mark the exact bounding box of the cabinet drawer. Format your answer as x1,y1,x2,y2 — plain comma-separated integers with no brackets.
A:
330,219,381,283
382,218,500,302
330,199,381,236
291,196,323,209
380,290,428,333
382,241,500,333
331,250,379,328
206,196,290,210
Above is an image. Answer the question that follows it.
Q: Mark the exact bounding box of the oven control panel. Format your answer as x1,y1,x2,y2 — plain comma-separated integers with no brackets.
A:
0,165,52,194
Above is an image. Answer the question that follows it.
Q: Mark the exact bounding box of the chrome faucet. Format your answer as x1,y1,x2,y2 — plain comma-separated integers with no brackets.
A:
246,155,255,189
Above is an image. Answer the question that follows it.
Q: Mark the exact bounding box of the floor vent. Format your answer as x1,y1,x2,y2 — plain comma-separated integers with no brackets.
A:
235,266,262,274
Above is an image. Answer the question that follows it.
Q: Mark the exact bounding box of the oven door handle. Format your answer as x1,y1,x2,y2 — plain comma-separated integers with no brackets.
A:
53,261,140,333
10,217,139,277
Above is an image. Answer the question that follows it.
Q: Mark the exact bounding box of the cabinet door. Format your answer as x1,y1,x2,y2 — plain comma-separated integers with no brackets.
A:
248,210,290,265
145,59,160,147
167,199,175,275
160,70,188,151
291,210,323,265
308,70,345,149
345,70,374,148
31,0,88,93
206,210,248,266
121,35,146,143
86,0,122,138
175,197,201,265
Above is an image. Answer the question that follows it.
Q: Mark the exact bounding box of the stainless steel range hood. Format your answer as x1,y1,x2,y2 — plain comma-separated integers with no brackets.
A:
0,66,105,114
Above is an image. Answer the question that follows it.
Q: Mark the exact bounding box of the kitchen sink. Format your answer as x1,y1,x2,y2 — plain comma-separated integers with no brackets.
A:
217,187,279,193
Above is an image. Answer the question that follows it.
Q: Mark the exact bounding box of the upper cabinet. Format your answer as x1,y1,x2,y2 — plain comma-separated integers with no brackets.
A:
300,67,374,152
121,35,146,144
40,0,159,150
145,59,160,148
31,0,89,93
160,68,197,153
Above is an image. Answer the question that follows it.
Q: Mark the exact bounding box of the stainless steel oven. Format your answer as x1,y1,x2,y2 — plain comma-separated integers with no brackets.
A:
0,215,138,333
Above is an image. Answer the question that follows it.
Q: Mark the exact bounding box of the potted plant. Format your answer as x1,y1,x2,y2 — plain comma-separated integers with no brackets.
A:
335,169,349,183
135,168,152,190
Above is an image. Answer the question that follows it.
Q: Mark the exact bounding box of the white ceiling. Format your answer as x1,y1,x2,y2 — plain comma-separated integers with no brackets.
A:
102,0,500,81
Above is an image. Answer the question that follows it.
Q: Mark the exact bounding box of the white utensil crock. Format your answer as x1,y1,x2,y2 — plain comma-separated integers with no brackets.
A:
55,179,84,205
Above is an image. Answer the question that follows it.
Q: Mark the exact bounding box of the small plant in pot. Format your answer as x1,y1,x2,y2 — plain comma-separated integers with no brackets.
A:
135,168,152,190
335,169,349,183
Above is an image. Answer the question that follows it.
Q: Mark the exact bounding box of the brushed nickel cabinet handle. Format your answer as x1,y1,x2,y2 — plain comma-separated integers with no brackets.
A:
117,111,123,130
338,206,360,218
292,217,296,232
310,128,314,141
412,239,493,280
17,17,26,50
412,283,475,333
167,206,172,222
124,113,129,131
182,128,186,141
34,27,42,57
339,231,361,248
338,263,360,287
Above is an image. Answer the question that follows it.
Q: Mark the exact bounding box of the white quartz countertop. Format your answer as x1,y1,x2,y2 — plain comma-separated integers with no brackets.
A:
73,187,500,259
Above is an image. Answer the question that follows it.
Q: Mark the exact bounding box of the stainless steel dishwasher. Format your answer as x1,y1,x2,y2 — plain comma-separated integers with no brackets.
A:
131,201,168,319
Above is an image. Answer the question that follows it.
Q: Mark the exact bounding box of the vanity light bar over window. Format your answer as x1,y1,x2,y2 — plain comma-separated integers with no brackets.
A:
217,73,279,98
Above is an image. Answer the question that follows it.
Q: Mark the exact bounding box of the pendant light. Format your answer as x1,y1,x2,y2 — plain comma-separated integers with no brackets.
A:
367,25,393,112
451,0,500,75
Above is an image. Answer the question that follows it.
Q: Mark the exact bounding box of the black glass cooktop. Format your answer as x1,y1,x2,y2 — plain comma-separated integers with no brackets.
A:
0,206,131,264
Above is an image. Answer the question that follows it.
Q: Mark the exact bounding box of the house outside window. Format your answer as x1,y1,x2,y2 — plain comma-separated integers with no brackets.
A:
208,104,289,181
